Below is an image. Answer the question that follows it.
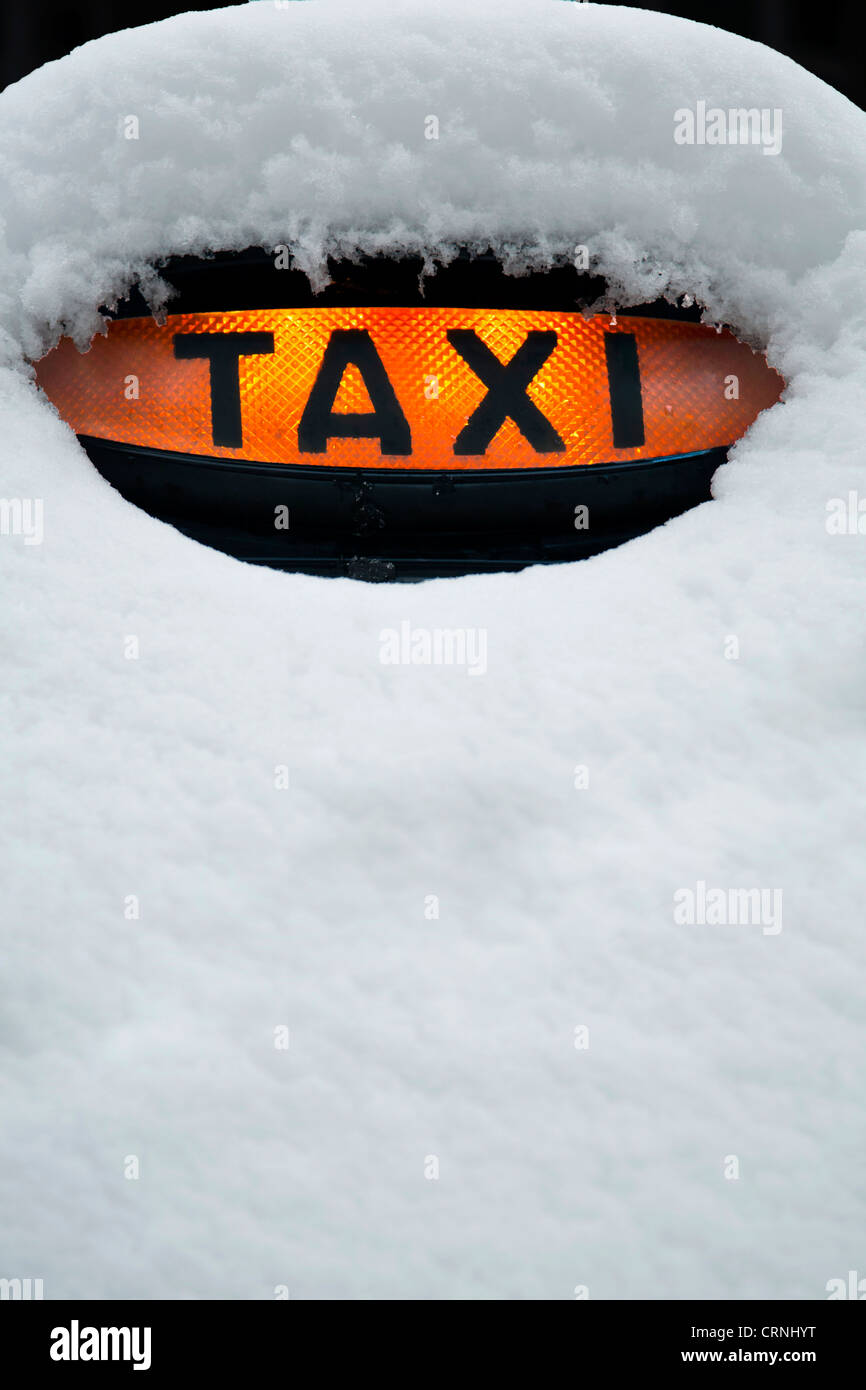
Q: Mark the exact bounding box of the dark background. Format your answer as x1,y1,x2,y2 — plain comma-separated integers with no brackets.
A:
1,1,864,109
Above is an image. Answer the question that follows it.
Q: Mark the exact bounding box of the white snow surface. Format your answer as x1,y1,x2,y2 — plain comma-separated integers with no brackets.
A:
1,0,865,1299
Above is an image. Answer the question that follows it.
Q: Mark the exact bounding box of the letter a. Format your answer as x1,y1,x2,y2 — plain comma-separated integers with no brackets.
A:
299,330,411,455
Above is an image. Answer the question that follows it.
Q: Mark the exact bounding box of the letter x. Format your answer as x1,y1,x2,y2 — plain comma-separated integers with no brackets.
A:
447,330,565,454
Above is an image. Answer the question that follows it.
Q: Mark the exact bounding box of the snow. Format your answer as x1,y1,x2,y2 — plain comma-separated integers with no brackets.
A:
1,0,865,1299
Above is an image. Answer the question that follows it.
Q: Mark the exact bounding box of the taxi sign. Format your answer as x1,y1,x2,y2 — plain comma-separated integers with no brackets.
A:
35,307,784,471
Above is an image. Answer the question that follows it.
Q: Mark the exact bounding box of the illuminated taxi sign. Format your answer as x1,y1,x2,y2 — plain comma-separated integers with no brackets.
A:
35,307,783,470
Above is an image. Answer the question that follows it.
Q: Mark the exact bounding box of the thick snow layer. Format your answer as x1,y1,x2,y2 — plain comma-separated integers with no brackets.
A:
1,0,865,1299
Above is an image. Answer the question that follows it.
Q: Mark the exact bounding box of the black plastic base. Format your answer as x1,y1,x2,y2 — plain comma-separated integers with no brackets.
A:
79,435,724,580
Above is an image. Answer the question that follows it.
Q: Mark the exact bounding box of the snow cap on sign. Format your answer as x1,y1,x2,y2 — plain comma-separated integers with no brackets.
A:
0,0,864,370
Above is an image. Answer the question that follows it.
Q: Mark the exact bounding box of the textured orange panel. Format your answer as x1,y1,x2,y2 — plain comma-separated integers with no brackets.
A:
34,307,784,470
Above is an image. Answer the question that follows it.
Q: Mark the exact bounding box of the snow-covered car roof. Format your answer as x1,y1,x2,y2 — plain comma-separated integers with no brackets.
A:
1,0,865,360
1,0,864,1299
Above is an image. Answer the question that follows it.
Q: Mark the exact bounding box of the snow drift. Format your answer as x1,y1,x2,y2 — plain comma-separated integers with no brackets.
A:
1,0,865,1298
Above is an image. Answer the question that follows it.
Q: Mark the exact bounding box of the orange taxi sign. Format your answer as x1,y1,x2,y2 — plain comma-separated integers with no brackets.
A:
35,307,784,470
